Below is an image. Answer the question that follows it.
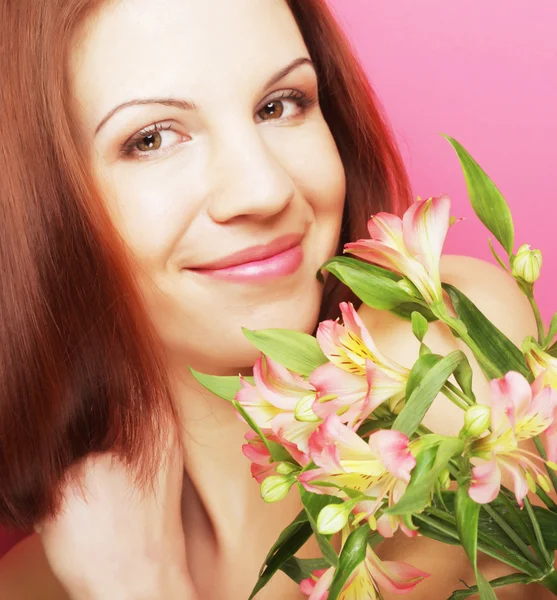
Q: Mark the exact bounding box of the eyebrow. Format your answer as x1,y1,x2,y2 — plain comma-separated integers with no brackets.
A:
94,56,315,136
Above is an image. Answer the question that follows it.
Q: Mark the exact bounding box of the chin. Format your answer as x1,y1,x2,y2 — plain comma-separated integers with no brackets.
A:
186,301,323,376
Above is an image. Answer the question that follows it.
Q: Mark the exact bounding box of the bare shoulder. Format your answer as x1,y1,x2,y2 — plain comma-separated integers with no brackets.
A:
0,534,69,600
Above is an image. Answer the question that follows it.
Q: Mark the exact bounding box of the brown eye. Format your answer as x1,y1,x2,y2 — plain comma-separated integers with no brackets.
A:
136,131,162,152
258,100,285,121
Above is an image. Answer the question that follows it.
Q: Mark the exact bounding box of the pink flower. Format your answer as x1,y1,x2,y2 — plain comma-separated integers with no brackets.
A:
469,371,557,506
299,415,415,502
242,430,309,483
313,302,408,425
300,546,428,599
344,195,453,305
235,356,321,455
242,431,278,483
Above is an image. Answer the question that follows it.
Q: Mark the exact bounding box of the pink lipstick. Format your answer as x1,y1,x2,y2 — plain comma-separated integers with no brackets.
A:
189,233,304,283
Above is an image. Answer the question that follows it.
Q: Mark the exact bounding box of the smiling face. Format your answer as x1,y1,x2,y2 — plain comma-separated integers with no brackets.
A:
69,0,346,374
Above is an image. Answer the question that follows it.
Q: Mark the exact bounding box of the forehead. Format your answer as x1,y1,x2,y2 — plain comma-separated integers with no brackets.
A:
70,0,308,133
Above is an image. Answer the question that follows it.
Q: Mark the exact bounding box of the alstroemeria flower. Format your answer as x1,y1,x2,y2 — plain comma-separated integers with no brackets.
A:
300,545,428,599
242,431,309,483
313,302,409,424
469,371,557,506
344,195,453,305
299,415,415,499
235,356,321,455
523,337,557,390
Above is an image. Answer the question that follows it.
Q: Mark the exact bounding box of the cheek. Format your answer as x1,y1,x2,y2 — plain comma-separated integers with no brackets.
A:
95,161,201,270
270,120,346,221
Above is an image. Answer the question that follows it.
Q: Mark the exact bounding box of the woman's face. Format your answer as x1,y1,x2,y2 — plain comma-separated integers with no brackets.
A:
70,0,346,374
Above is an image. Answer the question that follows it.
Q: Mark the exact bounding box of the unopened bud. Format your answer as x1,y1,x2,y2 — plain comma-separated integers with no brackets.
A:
317,503,352,535
397,278,421,299
460,405,491,438
260,475,295,503
512,244,542,284
276,462,299,476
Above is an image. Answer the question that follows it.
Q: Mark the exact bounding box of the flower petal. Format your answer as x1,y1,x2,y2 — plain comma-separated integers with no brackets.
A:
301,567,335,600
254,356,313,410
368,429,415,483
402,195,451,276
366,212,405,250
310,362,371,425
490,372,532,434
235,376,281,429
366,547,429,594
469,458,501,504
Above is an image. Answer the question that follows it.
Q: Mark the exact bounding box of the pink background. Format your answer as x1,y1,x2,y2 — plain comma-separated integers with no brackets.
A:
328,0,556,323
1,0,556,559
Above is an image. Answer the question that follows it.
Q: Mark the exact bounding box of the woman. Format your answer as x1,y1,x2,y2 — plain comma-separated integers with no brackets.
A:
0,0,543,598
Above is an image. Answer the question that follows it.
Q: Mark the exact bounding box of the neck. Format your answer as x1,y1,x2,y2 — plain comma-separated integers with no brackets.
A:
170,364,259,549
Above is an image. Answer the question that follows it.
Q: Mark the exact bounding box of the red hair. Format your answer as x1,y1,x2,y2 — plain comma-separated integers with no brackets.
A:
0,0,410,529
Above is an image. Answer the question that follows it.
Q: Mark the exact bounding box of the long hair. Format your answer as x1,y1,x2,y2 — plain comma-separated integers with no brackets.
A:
0,0,410,529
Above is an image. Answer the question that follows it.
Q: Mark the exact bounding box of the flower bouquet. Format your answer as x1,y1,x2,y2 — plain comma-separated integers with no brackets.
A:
192,136,557,599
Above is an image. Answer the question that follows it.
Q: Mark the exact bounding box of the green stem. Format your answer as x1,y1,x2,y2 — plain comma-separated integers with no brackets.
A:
540,570,557,595
415,513,542,577
528,293,546,346
441,385,470,412
445,380,476,407
524,496,554,567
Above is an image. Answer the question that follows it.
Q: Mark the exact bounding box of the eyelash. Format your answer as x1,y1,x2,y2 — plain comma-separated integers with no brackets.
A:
118,89,317,159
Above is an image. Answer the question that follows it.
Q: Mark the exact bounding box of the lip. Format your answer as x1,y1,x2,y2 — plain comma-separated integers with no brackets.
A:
190,233,304,270
188,233,305,282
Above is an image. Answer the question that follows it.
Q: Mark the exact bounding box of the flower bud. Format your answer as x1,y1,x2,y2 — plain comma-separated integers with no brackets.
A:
275,461,299,476
317,503,351,535
512,244,542,284
397,278,421,299
260,475,295,503
460,405,491,438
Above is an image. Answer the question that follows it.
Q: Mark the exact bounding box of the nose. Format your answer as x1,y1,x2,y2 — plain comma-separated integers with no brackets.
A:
206,124,295,223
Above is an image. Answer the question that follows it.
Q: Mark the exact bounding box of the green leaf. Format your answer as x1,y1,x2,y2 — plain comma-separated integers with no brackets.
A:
327,525,370,600
453,353,476,403
279,557,331,584
455,484,480,569
249,513,313,599
190,368,249,401
544,313,557,349
533,505,557,551
443,135,514,255
411,311,429,342
320,256,414,310
488,237,510,272
547,341,557,358
443,283,530,378
242,329,327,376
393,351,464,437
455,483,497,600
476,571,499,600
448,574,533,600
390,302,438,323
386,437,464,515
299,486,341,567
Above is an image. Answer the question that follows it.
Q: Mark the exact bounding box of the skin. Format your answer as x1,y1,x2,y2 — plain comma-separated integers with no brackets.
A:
0,0,553,598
